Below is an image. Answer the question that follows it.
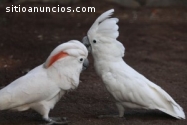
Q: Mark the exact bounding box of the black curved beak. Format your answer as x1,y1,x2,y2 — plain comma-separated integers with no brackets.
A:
82,36,92,53
82,58,89,71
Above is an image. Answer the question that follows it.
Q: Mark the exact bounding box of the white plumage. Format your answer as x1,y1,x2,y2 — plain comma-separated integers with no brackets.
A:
83,9,185,119
0,40,88,124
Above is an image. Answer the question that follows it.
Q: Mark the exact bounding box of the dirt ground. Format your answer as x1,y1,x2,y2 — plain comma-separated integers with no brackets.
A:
0,1,187,125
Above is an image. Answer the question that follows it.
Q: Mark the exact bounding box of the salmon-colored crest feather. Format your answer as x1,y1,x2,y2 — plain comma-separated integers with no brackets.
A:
47,51,68,68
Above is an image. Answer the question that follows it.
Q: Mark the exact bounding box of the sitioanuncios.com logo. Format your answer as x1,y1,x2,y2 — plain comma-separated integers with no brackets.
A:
6,5,96,13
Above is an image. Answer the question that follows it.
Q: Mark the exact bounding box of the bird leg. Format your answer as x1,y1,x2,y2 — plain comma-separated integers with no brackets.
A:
98,102,125,118
31,103,69,125
98,102,125,119
116,102,125,117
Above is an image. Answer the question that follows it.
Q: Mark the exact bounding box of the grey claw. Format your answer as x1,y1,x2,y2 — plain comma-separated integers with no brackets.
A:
44,117,70,125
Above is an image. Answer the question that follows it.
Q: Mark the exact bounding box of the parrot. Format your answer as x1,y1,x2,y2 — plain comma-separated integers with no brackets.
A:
82,9,185,119
0,40,89,124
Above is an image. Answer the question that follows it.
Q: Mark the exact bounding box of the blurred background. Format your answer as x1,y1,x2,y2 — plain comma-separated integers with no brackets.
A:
0,0,186,125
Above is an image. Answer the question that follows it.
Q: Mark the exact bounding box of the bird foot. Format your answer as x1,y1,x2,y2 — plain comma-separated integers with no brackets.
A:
44,117,69,125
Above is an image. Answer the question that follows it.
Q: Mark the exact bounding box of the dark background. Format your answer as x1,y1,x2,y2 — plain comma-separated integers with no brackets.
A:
0,0,186,125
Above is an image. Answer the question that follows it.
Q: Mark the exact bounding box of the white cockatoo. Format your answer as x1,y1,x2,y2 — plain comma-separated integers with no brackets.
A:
82,9,185,119
0,40,89,124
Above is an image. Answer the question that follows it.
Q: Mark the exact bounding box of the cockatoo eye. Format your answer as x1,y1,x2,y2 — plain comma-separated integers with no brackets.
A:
80,58,83,62
93,40,97,43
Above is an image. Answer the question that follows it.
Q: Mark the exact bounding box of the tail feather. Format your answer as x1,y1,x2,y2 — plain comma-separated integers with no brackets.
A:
158,105,185,119
172,104,185,119
148,82,185,119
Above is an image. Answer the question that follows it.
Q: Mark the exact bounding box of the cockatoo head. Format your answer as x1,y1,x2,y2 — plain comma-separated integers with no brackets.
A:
44,40,89,72
82,9,125,60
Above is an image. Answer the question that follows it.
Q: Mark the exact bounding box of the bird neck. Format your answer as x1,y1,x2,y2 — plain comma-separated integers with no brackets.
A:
46,63,81,89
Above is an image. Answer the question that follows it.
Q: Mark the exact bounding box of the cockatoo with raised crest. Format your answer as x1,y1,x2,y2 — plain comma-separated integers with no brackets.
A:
82,9,185,119
0,40,89,124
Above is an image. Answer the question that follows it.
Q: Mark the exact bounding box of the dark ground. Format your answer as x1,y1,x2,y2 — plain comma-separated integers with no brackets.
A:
0,1,187,125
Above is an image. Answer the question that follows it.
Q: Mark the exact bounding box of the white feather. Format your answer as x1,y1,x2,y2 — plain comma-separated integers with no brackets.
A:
88,9,119,40
87,9,185,119
87,9,124,59
0,40,88,121
89,9,114,32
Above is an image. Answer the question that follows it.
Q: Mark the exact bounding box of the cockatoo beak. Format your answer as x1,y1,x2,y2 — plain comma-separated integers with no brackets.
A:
82,58,89,71
82,36,92,53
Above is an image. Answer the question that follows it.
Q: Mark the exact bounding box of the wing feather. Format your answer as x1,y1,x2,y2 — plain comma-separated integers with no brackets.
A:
0,66,60,110
102,62,185,119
